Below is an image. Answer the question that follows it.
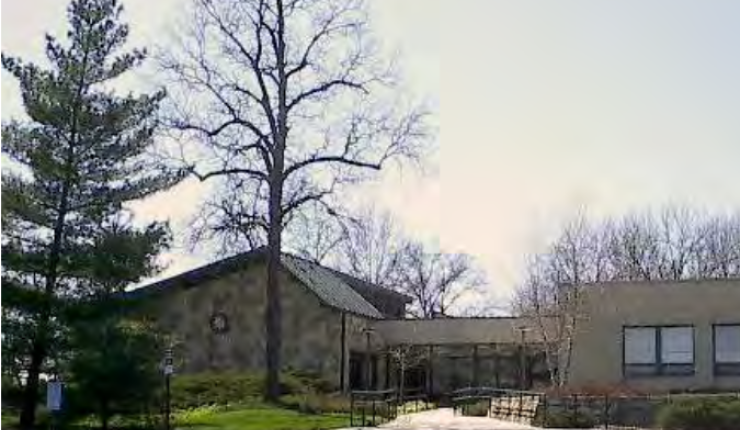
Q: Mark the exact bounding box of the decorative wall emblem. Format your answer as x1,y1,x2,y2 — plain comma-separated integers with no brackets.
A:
209,312,229,334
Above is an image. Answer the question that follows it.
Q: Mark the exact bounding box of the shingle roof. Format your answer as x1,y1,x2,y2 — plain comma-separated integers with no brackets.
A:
281,255,383,319
330,269,412,304
128,248,388,319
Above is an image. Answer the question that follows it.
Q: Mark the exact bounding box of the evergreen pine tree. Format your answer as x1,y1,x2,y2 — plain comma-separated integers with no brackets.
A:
2,1,182,427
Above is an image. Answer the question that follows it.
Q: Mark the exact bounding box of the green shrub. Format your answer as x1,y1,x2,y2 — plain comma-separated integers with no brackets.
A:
170,371,336,409
657,396,740,430
535,410,597,428
1,379,25,412
282,369,336,394
460,400,490,417
171,372,262,409
173,405,223,427
280,394,351,415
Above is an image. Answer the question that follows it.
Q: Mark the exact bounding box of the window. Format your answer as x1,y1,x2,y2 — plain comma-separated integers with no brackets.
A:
624,326,694,377
624,327,657,375
714,324,740,376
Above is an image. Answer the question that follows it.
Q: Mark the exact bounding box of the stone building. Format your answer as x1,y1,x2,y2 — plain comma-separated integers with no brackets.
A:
129,248,537,393
129,248,408,391
130,250,740,394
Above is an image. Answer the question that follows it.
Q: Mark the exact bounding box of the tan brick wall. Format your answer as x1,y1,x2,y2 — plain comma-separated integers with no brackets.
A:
569,278,740,391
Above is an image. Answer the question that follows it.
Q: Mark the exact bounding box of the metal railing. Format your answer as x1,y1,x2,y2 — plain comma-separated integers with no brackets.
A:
451,388,740,429
349,389,397,427
354,386,740,428
451,387,544,424
349,387,434,427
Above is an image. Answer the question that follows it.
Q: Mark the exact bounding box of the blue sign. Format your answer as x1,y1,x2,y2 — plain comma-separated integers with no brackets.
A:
46,381,62,411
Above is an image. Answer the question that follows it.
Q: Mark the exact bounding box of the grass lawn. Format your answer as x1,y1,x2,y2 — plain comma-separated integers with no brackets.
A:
2,413,19,428
179,406,349,430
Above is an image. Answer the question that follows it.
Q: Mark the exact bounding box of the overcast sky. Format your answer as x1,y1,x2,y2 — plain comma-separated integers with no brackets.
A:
3,0,740,308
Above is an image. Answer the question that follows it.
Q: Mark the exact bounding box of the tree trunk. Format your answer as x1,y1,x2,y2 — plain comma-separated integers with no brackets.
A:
264,175,284,402
19,43,84,428
20,178,71,430
264,0,288,403
19,342,44,430
561,320,576,386
100,400,110,430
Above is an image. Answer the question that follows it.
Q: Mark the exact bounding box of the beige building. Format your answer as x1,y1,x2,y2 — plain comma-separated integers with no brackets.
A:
131,250,740,394
568,278,740,392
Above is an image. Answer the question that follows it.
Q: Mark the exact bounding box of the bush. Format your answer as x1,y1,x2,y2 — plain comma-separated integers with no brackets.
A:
280,394,350,415
656,396,740,430
460,400,489,417
170,371,335,409
535,410,597,428
282,370,335,394
544,383,650,397
172,405,223,427
1,379,25,412
171,372,262,409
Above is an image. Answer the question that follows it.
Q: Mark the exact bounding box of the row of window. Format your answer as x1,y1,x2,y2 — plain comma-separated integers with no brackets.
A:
623,324,740,377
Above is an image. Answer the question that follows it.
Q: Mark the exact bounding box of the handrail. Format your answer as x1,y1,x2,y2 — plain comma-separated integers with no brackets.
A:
349,387,434,427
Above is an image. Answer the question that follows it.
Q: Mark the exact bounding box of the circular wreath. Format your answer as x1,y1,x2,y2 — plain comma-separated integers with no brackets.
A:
209,312,230,334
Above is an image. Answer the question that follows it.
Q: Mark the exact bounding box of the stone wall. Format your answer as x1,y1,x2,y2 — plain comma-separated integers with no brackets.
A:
142,260,374,388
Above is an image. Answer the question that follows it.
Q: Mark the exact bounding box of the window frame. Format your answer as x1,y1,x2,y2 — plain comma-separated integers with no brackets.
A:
713,323,740,377
622,325,696,378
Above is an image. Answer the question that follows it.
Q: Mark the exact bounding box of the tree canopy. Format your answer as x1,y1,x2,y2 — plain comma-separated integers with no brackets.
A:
2,0,181,426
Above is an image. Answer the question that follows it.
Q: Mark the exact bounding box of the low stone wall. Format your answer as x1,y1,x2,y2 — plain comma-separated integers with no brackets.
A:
488,395,540,425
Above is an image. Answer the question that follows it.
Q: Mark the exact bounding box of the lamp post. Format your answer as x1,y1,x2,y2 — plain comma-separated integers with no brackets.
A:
163,346,174,430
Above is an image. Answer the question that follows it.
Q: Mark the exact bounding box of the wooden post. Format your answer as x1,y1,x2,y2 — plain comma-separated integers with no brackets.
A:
427,345,434,396
472,344,480,386
340,313,346,392
493,344,501,387
384,350,390,390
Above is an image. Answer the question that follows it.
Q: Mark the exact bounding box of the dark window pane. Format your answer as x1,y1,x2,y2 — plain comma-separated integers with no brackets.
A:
715,325,740,364
661,363,695,376
624,364,659,377
624,327,657,364
715,363,740,376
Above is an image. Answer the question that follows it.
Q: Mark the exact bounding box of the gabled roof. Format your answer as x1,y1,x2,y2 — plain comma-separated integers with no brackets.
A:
329,269,413,304
128,248,396,319
281,255,383,318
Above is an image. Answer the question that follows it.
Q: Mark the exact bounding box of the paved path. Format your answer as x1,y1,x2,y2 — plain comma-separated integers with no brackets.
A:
344,408,539,430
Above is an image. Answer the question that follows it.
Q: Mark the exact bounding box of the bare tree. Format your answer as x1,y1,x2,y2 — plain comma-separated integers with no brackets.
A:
301,206,487,318
336,206,407,285
398,243,485,318
516,206,740,387
387,344,425,403
285,203,345,264
159,0,429,400
691,213,740,278
514,213,599,386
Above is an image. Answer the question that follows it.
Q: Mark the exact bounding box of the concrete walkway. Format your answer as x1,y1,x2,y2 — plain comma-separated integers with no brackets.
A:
345,408,539,430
